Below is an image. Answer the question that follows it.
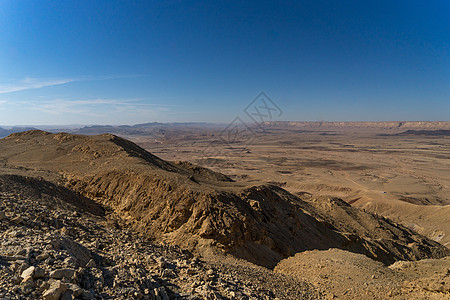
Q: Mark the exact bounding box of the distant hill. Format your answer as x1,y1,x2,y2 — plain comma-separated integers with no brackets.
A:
73,121,450,136
70,122,223,135
4,121,450,138
0,126,39,138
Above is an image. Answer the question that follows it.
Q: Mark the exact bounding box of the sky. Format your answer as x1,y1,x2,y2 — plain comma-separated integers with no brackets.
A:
0,0,449,125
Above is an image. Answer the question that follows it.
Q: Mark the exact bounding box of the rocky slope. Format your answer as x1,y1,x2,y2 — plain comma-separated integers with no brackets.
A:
0,174,320,299
0,130,448,270
304,196,448,264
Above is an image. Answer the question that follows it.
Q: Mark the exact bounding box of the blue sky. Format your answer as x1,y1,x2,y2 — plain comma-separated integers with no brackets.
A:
0,0,449,125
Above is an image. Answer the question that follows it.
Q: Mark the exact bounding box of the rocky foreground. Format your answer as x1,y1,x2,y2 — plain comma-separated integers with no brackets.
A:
0,174,319,299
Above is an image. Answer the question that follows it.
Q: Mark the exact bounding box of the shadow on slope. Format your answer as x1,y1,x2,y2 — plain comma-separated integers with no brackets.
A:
0,174,104,216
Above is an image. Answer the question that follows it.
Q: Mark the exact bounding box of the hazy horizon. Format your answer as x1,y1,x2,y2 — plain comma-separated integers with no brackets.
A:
2,120,450,130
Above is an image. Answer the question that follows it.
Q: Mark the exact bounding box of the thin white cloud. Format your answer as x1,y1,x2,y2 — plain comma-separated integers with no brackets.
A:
0,74,145,94
20,98,169,118
0,77,76,94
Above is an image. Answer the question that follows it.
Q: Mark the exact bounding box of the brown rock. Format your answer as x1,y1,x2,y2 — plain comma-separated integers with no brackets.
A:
49,268,76,280
43,281,68,300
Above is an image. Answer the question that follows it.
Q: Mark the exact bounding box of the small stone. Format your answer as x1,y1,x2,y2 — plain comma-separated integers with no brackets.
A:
19,276,35,295
49,268,76,280
36,252,50,261
67,283,83,297
21,266,35,279
187,268,197,275
43,281,68,300
33,266,46,279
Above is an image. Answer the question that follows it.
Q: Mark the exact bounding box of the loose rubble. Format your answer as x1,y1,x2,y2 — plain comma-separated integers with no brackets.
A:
0,180,319,299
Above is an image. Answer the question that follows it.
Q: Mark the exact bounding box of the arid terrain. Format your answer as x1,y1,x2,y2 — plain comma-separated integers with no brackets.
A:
128,122,450,248
0,121,449,299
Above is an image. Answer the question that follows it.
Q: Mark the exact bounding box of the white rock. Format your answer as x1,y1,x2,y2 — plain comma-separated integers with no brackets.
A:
21,266,35,279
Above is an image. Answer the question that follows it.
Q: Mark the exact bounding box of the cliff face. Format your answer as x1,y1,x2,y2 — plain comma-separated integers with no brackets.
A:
1,130,448,268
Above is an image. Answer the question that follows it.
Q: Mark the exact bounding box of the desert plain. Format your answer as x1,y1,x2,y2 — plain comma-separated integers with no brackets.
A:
131,121,450,248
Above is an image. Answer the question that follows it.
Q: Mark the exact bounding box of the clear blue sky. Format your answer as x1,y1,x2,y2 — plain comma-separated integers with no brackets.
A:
0,0,449,125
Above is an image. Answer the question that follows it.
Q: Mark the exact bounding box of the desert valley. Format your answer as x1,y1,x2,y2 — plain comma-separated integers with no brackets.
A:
0,121,449,299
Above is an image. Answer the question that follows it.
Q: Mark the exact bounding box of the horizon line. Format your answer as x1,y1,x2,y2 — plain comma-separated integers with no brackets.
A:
1,120,450,128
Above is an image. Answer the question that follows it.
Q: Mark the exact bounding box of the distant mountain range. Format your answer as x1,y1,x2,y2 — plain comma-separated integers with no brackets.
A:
0,122,224,138
1,121,450,138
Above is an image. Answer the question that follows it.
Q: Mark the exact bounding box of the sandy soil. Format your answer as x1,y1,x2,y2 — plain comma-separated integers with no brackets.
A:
274,248,450,299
